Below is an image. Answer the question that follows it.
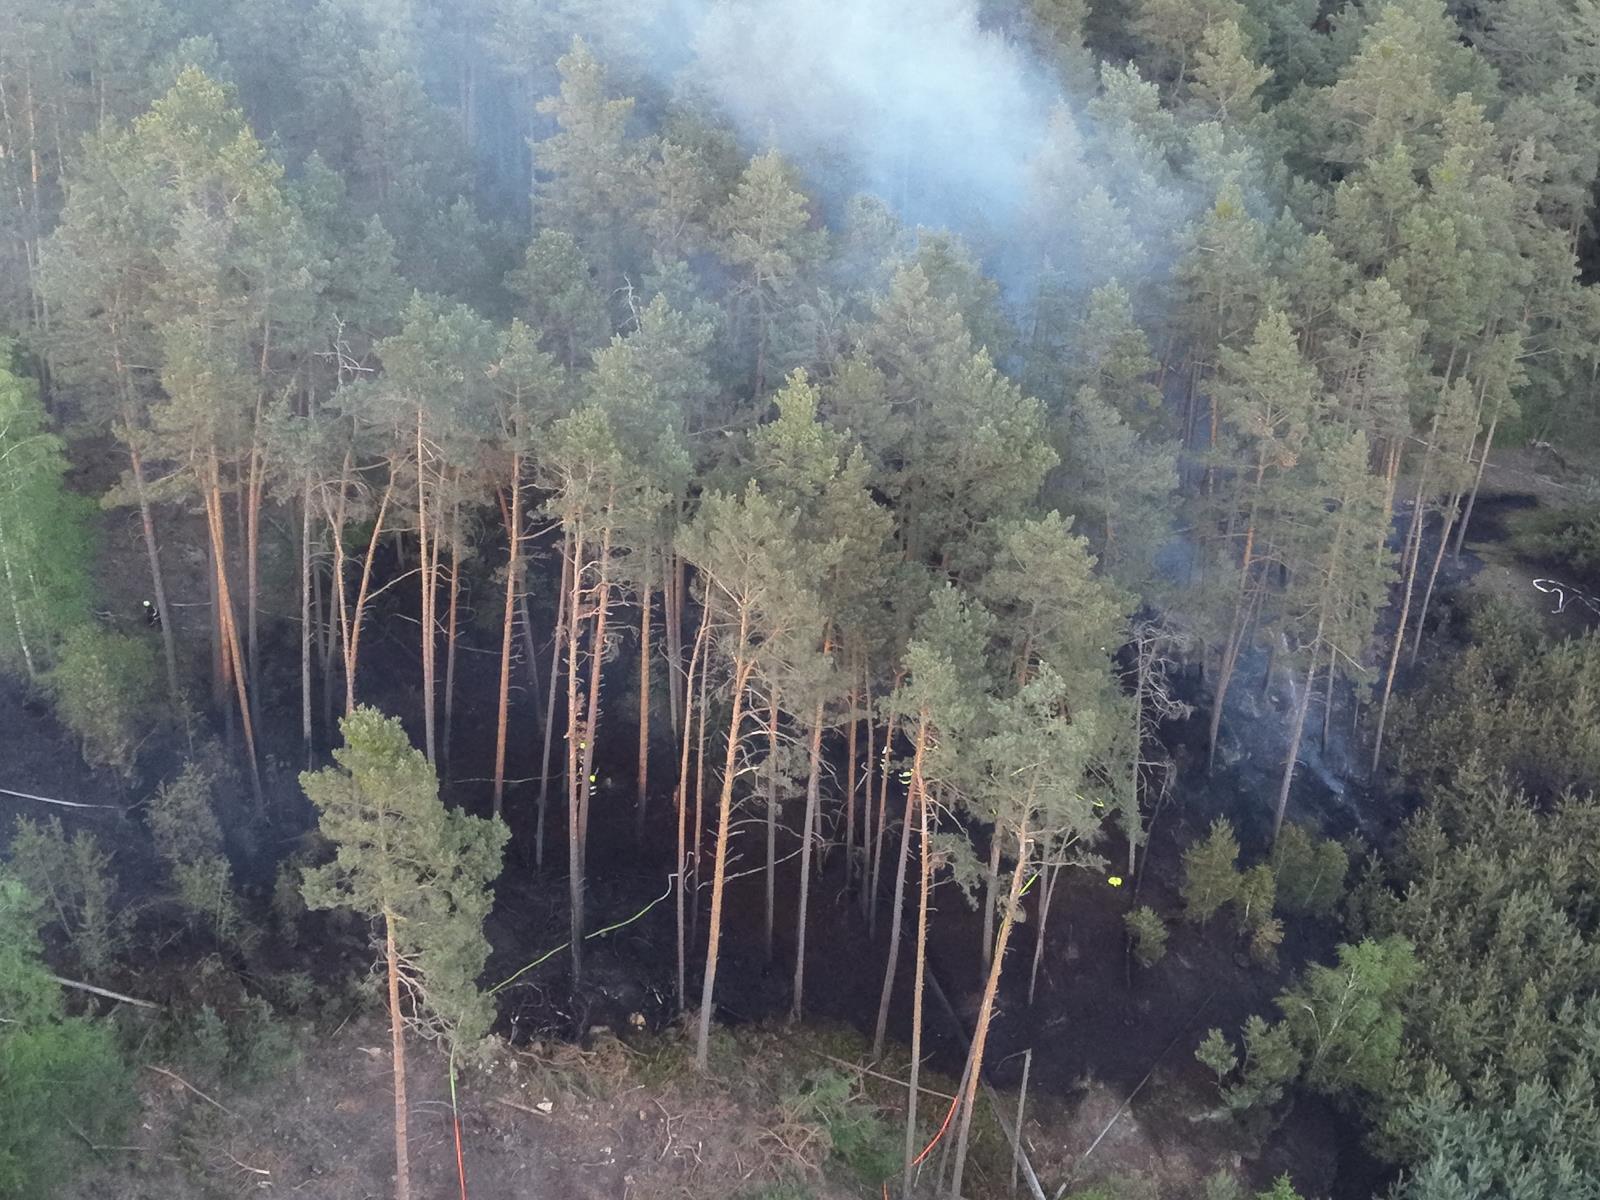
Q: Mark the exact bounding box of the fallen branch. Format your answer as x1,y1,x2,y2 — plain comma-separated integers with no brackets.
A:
64,1115,142,1153
144,1065,239,1118
491,1096,551,1118
223,1150,271,1177
0,785,119,810
801,1048,957,1101
52,975,162,1010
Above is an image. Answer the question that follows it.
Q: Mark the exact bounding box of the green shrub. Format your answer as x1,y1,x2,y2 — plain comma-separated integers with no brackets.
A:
1279,936,1415,1101
1272,824,1349,918
1198,1015,1301,1112
170,995,297,1086
1235,863,1276,933
0,878,132,1198
1508,502,1600,573
1123,906,1168,966
1197,1027,1237,1087
1181,817,1241,923
779,1069,898,1186
146,762,250,947
7,816,129,972
1249,916,1284,967
49,626,160,776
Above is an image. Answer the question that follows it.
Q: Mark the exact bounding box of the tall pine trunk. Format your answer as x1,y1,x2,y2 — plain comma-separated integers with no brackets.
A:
442,500,461,776
1371,459,1433,774
301,475,314,766
340,476,393,715
1411,494,1462,666
244,431,264,729
765,695,779,965
791,696,826,1021
493,458,522,816
694,609,755,1072
203,456,262,803
873,768,917,1057
845,666,859,889
536,527,574,870
948,832,1030,1198
564,522,588,981
635,579,652,841
384,913,412,1200
901,714,931,1198
869,720,894,939
1451,414,1498,562
979,836,1002,982
1274,650,1320,844
128,444,180,703
675,606,710,1009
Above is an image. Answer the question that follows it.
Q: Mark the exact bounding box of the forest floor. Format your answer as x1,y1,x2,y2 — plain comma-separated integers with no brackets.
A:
59,1016,1017,1200
55,1006,1290,1200
20,441,1600,1200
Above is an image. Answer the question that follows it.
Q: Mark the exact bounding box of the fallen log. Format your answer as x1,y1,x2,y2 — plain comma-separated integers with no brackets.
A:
51,975,162,1010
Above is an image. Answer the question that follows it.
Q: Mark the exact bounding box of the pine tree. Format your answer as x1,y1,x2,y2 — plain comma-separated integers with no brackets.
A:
1273,431,1392,841
301,708,508,1200
533,38,646,281
677,484,828,1070
504,229,611,370
1203,309,1320,772
712,150,820,397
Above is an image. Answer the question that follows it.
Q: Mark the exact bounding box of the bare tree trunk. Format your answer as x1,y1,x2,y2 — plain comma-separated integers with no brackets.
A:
692,642,710,952
694,612,755,1072
1411,494,1462,666
1451,414,1498,563
979,836,1002,983
416,418,436,765
564,522,588,982
0,505,37,679
873,766,917,1057
536,528,573,871
765,695,780,965
675,606,710,1010
301,476,314,766
869,723,893,940
948,835,1030,1198
493,459,522,817
859,673,875,922
128,445,179,703
901,714,931,1198
343,477,393,715
1274,655,1318,845
1320,643,1336,758
791,696,826,1021
244,432,264,727
636,579,652,841
210,538,226,722
845,666,859,889
384,913,412,1200
442,500,461,777
1206,608,1248,774
1371,463,1433,775
573,526,614,955
667,552,685,737
204,462,262,803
